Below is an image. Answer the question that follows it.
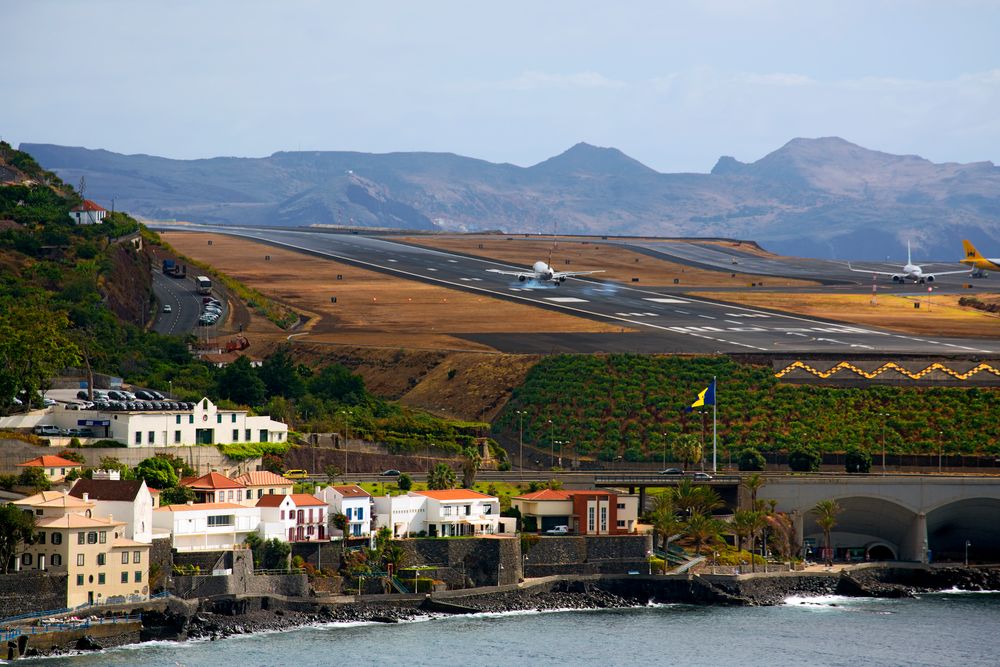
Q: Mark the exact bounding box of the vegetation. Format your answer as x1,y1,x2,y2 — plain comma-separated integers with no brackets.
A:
0,503,35,573
787,447,821,472
216,441,291,461
427,463,457,490
845,448,872,473
496,354,1000,459
812,499,842,565
18,467,50,492
244,533,291,570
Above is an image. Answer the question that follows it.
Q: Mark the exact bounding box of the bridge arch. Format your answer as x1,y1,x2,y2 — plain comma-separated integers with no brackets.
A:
803,496,920,561
926,498,1000,563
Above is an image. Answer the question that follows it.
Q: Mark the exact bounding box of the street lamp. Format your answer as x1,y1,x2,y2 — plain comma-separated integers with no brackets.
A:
647,550,653,575
515,410,526,475
965,540,971,566
340,409,353,476
879,412,891,475
546,419,553,466
938,431,944,473
168,380,172,399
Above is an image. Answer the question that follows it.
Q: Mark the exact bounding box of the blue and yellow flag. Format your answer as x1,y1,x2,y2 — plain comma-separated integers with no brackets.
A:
684,379,716,412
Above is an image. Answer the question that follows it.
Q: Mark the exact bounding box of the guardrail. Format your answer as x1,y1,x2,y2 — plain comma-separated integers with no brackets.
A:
594,474,741,485
0,614,143,643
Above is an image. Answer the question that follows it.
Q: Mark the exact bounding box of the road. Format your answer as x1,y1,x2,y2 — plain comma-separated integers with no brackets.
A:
148,224,999,355
151,269,228,336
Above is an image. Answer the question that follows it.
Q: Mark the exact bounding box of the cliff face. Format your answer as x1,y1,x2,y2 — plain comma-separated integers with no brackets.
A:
101,237,153,327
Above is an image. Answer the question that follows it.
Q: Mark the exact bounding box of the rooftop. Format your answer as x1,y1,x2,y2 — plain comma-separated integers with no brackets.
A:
180,471,246,491
331,485,371,498
17,455,83,468
69,478,147,502
257,493,326,508
71,199,107,212
514,489,616,501
232,470,293,487
35,514,124,529
413,489,496,501
155,502,249,512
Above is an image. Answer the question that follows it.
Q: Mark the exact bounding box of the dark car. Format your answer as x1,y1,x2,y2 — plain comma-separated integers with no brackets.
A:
76,390,90,400
135,390,154,400
658,468,684,475
380,469,402,477
149,390,166,400
107,390,125,401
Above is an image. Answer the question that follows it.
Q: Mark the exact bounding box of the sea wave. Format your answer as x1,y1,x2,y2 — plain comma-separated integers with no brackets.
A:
932,587,1000,595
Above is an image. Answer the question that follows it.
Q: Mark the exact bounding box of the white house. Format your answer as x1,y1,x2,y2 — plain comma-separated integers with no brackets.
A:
232,470,293,506
68,471,160,543
372,493,427,539
69,199,107,225
46,397,288,447
314,485,372,538
256,493,327,543
412,490,501,537
152,502,260,552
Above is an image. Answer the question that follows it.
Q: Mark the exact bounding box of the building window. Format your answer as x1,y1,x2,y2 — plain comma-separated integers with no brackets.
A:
588,507,596,533
176,415,181,425
356,507,362,520
217,414,222,424
174,430,181,443
257,489,263,498
97,553,106,566
98,573,106,585
148,430,155,444
189,415,194,424
51,554,61,566
280,510,285,520
135,570,142,582
121,572,128,584
77,554,85,566
135,431,142,445
245,429,251,441
87,532,97,544
21,553,32,566
484,505,492,515
133,551,141,564
259,430,268,442
617,520,626,528
78,532,85,545
246,490,251,500
600,506,608,532
207,515,234,527
99,531,106,544
122,552,129,564
52,532,62,545
617,503,626,510
77,574,84,586
36,531,45,545
443,506,452,516
227,490,234,501
465,505,471,515
232,413,237,423
233,429,239,441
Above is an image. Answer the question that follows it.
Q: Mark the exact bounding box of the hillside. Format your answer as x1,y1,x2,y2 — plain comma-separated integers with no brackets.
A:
22,138,1000,259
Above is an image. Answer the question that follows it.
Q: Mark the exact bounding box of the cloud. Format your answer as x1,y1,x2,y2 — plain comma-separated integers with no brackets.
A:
496,70,627,91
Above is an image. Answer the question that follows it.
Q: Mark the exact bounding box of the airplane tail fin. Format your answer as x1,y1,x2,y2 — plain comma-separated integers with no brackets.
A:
907,239,912,265
962,239,984,263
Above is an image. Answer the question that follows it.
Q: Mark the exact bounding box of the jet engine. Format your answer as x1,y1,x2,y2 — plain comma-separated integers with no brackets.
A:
891,275,903,283
925,275,935,283
518,275,526,282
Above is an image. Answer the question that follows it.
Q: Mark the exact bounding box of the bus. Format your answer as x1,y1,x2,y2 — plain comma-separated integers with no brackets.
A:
282,469,309,480
195,275,212,295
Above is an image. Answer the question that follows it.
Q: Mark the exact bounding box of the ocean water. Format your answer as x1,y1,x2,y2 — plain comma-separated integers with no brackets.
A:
32,591,1000,667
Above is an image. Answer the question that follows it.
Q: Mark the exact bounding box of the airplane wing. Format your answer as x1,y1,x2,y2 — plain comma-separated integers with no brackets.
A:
926,268,975,277
552,270,605,279
486,269,536,279
846,262,900,277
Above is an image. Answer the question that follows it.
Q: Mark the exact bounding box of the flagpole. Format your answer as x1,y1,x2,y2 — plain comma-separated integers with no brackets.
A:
712,376,717,473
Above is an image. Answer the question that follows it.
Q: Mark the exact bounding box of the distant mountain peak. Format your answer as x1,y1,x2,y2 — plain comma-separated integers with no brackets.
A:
529,142,657,176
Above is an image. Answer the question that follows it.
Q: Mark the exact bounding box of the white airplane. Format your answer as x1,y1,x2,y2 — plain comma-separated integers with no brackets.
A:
486,260,603,286
848,241,971,284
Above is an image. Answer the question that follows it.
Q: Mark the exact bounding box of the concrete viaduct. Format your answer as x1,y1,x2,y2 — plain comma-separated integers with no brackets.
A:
592,473,1000,563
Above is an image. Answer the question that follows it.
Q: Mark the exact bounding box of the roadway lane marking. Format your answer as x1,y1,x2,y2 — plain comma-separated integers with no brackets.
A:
426,268,438,271
459,278,483,282
725,313,770,318
545,297,588,303
644,297,689,303
387,259,398,262
698,315,715,319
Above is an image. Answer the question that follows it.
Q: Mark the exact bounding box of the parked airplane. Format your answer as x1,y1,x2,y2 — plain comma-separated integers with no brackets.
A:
961,240,1000,274
848,241,971,284
486,260,604,286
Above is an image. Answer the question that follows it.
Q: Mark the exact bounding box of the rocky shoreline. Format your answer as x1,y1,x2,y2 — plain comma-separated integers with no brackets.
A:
25,566,1000,657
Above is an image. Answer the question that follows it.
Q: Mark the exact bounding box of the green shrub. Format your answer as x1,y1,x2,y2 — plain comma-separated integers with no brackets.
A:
788,448,821,473
738,448,766,471
845,448,872,473
217,441,291,461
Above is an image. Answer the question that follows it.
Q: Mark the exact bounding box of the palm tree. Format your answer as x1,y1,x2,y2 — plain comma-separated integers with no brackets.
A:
811,499,842,565
683,513,724,556
461,446,482,488
673,434,703,471
427,463,457,490
744,473,765,509
731,509,758,555
670,479,700,518
649,493,681,551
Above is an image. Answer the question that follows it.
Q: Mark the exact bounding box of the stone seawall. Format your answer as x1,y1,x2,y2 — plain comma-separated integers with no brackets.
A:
0,571,68,618
524,534,653,577
172,549,308,599
399,537,521,587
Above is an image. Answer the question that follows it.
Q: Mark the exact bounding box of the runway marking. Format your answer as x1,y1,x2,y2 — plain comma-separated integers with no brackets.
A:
674,309,690,314
698,315,715,319
725,313,770,318
447,260,458,263
726,327,766,332
669,326,725,333
644,297,689,303
545,297,588,303
459,278,483,282
387,259,397,262
426,268,438,271
615,312,659,317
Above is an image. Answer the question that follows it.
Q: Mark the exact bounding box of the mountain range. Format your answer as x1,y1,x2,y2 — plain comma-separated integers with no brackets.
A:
21,137,1000,259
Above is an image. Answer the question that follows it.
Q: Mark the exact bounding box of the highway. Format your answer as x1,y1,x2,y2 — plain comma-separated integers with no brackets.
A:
151,269,228,337
148,224,1000,355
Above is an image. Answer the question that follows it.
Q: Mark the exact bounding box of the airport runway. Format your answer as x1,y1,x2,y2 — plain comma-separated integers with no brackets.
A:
150,225,1000,355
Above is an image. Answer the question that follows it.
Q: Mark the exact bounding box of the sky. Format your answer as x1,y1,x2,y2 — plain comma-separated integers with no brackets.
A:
3,0,999,172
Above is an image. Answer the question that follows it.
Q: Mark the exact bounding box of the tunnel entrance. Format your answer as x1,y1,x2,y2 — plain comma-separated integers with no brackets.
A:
927,498,1000,564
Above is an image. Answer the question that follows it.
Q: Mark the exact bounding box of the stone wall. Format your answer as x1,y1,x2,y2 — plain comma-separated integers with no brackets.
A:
172,549,308,599
0,571,68,618
149,537,173,593
399,537,521,587
523,535,652,577
173,550,229,573
291,540,343,570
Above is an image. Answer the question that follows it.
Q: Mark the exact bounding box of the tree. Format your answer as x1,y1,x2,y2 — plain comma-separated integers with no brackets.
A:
160,485,196,505
670,479,721,517
135,457,179,489
324,464,342,484
0,301,80,415
683,513,724,556
0,504,35,573
18,467,50,492
649,493,681,550
672,434,703,471
426,463,457,490
397,473,413,492
333,512,349,539
731,509,759,555
216,355,266,407
738,448,766,472
461,446,481,488
262,538,291,571
98,456,134,479
259,345,305,399
308,363,366,404
743,473,765,509
262,454,285,474
788,448,821,472
845,448,872,473
58,449,85,464
811,499,842,565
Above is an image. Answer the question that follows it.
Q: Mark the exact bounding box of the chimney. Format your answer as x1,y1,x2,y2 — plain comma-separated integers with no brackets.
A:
83,493,89,503
186,501,194,505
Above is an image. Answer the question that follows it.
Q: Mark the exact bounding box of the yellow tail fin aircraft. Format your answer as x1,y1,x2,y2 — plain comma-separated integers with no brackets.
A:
961,240,1000,273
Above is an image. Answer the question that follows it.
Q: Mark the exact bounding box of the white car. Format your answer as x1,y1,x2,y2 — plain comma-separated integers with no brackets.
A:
545,525,570,535
163,304,172,313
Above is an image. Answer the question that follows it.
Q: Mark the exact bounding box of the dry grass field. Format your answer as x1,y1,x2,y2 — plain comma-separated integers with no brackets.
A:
398,235,814,287
162,232,626,352
688,291,1000,337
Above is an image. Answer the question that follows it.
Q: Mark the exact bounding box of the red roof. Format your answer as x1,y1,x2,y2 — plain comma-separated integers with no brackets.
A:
256,493,325,508
72,199,106,212
413,489,495,501
514,489,615,501
180,471,246,491
232,471,293,487
332,485,371,498
17,455,83,468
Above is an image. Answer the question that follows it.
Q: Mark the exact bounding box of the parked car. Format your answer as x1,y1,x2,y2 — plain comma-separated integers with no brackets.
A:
65,427,95,438
107,390,125,401
162,304,172,313
545,525,570,535
76,390,90,400
380,469,402,477
658,468,683,475
149,390,166,400
33,425,61,436
135,390,154,400
42,397,57,407
692,472,714,480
